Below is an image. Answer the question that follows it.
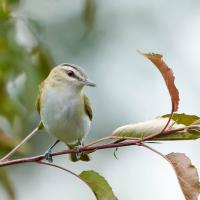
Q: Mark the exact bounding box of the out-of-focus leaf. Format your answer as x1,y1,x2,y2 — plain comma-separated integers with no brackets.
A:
0,129,27,155
82,0,96,30
142,53,180,112
162,113,200,126
7,72,27,99
0,3,10,22
166,153,200,200
80,170,117,200
14,16,38,49
112,117,200,140
0,0,53,144
4,0,20,6
0,0,20,22
0,168,15,200
32,46,53,78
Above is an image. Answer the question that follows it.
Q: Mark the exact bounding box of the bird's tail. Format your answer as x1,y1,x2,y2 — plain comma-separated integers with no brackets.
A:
67,143,90,162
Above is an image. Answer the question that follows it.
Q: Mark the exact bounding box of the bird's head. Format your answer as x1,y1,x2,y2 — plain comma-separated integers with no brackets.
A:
46,63,96,90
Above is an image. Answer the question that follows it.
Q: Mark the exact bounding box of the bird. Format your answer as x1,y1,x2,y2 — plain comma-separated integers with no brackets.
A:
36,63,96,162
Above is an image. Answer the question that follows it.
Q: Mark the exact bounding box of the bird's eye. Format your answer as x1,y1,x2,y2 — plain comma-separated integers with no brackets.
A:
67,70,74,77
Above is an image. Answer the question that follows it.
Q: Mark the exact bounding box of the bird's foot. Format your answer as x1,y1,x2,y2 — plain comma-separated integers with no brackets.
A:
44,150,53,163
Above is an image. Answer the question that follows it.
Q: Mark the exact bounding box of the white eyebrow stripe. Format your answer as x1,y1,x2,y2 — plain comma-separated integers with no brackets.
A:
61,63,88,79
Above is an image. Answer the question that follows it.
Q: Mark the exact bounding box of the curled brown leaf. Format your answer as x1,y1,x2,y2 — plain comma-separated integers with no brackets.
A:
142,53,180,112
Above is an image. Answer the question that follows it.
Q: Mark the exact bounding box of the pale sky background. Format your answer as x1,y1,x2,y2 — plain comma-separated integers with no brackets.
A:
2,0,200,200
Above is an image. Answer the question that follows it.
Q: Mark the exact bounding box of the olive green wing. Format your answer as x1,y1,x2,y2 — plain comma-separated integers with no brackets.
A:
36,93,41,114
35,82,45,129
84,94,93,121
35,82,43,114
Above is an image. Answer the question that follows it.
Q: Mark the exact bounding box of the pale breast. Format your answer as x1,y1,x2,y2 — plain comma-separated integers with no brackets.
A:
40,87,91,145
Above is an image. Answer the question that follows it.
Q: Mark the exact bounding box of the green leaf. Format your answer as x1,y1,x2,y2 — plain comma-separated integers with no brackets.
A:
79,170,117,200
0,169,15,200
154,129,200,140
162,113,200,126
112,115,200,141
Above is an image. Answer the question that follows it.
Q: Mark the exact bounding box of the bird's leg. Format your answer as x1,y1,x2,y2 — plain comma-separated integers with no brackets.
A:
75,139,83,159
44,140,60,162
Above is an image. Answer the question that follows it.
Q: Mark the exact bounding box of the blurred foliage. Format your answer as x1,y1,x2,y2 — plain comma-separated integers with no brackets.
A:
0,0,54,199
0,129,27,156
82,0,96,31
0,0,97,199
0,0,53,131
82,0,96,38
0,169,15,200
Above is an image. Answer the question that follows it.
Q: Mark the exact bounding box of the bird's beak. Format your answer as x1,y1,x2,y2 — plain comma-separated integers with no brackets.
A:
82,79,96,87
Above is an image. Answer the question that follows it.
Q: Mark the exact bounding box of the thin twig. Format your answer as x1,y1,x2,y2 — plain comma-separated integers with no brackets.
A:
140,143,166,159
140,143,183,191
85,136,121,148
0,126,40,161
37,161,97,199
37,161,81,180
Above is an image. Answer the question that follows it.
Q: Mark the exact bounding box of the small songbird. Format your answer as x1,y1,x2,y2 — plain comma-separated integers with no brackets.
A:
36,63,95,162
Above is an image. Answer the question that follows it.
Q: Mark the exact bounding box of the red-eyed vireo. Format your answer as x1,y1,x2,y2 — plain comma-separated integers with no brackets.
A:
0,63,95,162
37,63,95,162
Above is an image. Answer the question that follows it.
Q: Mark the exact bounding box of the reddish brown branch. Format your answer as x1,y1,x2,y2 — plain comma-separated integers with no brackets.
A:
0,125,199,168
0,140,138,167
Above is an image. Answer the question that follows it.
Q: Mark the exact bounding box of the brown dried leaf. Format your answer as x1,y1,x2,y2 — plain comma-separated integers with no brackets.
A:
142,53,180,112
166,153,200,200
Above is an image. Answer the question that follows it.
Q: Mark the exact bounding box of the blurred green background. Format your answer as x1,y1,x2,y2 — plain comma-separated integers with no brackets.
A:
0,0,200,199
